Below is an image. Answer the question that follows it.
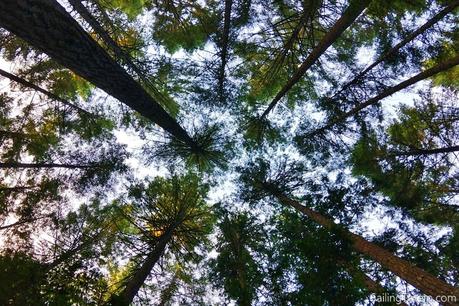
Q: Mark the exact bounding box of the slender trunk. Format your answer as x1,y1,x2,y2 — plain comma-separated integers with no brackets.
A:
217,0,233,104
334,0,459,96
268,190,459,304
0,161,96,169
259,0,371,120
307,55,459,137
68,0,141,78
0,185,39,192
0,216,44,230
390,145,459,157
0,68,91,116
0,0,196,148
109,226,176,306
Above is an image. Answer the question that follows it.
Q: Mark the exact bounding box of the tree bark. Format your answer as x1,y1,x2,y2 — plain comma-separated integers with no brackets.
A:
306,55,459,137
269,190,459,305
334,0,459,96
259,0,372,120
0,0,196,148
0,68,91,116
109,225,176,306
217,0,233,104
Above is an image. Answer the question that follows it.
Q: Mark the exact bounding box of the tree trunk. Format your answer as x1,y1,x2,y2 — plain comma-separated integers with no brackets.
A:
0,161,96,169
68,0,141,78
307,54,459,137
109,225,176,306
0,0,196,148
334,0,459,96
259,0,371,120
217,0,233,104
269,191,459,305
0,216,45,230
0,68,91,116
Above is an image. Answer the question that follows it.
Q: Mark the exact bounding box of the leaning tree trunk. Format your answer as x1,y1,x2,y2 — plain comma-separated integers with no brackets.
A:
267,189,459,305
0,0,197,149
306,54,459,138
259,0,372,120
109,225,176,306
333,0,459,97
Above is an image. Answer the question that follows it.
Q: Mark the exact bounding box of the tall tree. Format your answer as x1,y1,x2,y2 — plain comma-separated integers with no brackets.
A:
108,174,214,305
240,161,459,303
259,0,372,120
0,0,198,148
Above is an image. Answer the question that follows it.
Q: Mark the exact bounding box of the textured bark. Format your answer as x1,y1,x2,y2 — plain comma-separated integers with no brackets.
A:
270,192,459,304
217,0,233,104
259,0,372,120
334,0,459,96
109,226,175,306
307,55,459,137
0,0,196,148
68,0,143,79
0,68,91,116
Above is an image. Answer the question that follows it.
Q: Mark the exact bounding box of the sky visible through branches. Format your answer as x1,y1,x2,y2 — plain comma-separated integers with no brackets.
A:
0,0,459,305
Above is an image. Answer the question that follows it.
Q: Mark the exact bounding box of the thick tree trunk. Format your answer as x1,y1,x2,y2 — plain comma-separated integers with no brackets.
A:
0,162,95,169
109,226,175,306
260,0,372,120
68,0,141,78
334,0,459,96
217,0,233,104
307,55,459,137
0,0,196,148
270,191,459,305
0,68,91,116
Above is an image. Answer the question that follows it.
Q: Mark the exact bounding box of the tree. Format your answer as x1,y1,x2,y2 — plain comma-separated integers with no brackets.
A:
240,160,459,303
210,210,264,306
0,0,198,148
108,174,215,305
259,0,372,120
1,0,459,304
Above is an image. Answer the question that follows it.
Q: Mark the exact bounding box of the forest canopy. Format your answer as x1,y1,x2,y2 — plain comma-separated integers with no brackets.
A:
0,0,459,305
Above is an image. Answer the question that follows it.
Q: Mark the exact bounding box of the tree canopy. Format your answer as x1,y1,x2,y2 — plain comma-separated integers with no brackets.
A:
0,0,459,305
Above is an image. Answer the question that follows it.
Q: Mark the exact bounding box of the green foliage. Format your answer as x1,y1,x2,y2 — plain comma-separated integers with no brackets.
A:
210,211,265,305
1,0,459,304
270,210,368,305
0,251,46,305
151,125,229,171
151,1,219,53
